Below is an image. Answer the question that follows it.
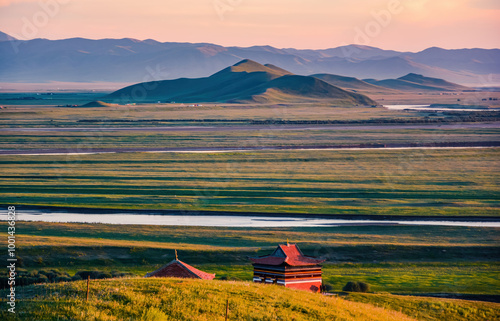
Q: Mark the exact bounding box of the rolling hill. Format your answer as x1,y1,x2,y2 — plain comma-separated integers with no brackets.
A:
0,278,415,321
105,59,377,105
363,73,471,92
311,73,398,93
0,33,498,86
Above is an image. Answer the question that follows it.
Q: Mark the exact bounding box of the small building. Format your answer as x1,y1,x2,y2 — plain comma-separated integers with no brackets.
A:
249,243,325,292
145,251,215,280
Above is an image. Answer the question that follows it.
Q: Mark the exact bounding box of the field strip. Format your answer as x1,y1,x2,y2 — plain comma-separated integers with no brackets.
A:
1,144,498,155
5,234,494,248
10,234,259,251
1,122,499,132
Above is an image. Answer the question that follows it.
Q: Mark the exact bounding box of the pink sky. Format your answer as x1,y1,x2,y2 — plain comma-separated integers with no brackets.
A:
0,0,499,51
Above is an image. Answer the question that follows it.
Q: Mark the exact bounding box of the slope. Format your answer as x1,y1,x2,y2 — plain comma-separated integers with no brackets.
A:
398,73,469,91
311,73,399,93
0,278,415,321
0,31,16,42
105,59,377,105
364,74,471,92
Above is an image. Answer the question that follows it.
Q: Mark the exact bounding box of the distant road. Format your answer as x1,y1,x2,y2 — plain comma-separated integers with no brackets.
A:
1,122,500,132
0,141,498,155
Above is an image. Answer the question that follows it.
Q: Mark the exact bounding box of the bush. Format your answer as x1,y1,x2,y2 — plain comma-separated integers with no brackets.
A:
343,281,370,293
71,275,82,281
321,283,333,293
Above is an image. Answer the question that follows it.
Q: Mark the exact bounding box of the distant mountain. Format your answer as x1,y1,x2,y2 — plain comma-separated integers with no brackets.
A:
0,31,16,42
0,33,498,86
398,73,469,91
105,59,376,105
363,73,470,92
310,74,397,93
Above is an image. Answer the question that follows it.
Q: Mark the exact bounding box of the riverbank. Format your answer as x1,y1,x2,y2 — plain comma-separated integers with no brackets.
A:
4,205,500,223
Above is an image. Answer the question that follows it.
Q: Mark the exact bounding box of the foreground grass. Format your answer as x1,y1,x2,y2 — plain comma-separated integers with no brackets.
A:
344,292,500,321
0,278,415,321
3,222,499,295
1,148,499,216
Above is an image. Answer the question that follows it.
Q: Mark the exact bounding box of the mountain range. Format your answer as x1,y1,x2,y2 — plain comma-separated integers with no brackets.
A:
1,31,499,86
105,59,376,105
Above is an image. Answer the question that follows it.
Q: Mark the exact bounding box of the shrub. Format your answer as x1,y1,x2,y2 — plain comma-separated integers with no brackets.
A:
55,276,72,283
343,281,370,293
321,283,333,293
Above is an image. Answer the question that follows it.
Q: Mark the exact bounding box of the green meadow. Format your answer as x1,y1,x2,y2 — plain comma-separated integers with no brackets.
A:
1,149,498,216
1,222,499,320
3,221,499,295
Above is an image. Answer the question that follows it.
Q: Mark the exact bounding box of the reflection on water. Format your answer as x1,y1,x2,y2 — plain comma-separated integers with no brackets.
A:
384,104,499,112
1,211,499,228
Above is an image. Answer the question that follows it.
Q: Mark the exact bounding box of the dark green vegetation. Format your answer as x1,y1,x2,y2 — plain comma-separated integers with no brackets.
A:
4,221,499,295
1,149,498,216
0,269,133,289
343,281,370,293
105,59,376,105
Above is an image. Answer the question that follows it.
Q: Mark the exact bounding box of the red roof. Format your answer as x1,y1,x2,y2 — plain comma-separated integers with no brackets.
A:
145,260,215,280
250,244,325,266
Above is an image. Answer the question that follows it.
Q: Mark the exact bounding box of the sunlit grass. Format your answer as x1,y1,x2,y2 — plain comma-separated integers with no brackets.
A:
1,149,499,216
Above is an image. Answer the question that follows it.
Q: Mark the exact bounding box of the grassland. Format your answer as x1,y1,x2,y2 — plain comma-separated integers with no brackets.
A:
0,278,419,321
0,95,499,319
1,149,498,216
3,221,498,295
0,275,498,320
1,127,498,151
343,292,500,321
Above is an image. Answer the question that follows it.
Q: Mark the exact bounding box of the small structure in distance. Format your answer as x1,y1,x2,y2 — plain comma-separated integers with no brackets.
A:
145,250,215,280
250,243,325,292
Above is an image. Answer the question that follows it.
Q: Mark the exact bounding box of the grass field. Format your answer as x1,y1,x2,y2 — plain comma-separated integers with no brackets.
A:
0,278,419,321
0,95,499,320
3,221,498,295
344,292,500,321
0,277,498,320
1,127,498,151
1,149,498,216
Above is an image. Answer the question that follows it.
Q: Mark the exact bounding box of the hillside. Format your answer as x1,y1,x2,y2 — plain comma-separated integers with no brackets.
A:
0,31,16,42
364,73,471,92
0,278,414,321
0,33,498,85
105,59,377,105
311,73,398,93
398,73,469,91
80,100,115,107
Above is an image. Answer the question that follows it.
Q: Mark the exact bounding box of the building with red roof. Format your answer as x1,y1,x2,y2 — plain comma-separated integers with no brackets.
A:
249,243,325,292
145,251,215,280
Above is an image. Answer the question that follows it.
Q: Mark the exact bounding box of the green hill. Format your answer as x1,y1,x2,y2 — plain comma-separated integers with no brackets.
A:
398,73,469,91
105,59,377,105
0,278,414,321
311,73,398,93
364,73,470,92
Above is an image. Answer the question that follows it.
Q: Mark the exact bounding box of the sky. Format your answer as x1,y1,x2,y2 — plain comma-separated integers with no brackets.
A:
0,0,499,51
